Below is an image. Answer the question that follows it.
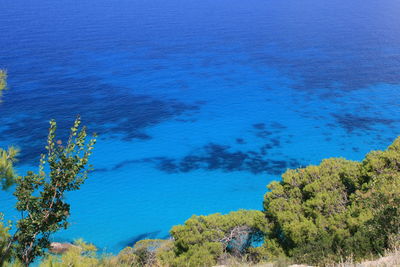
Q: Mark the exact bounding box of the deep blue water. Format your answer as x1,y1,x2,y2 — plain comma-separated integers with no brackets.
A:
1,0,400,253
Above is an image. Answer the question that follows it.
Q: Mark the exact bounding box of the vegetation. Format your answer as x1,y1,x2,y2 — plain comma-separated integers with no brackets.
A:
2,137,399,266
0,71,19,191
0,147,20,191
152,139,399,266
39,239,99,267
0,70,6,91
158,210,267,266
0,117,96,266
261,138,400,265
0,70,18,191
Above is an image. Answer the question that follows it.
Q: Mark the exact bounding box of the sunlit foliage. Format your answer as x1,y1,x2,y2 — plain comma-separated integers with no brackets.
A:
262,137,400,264
0,117,96,266
158,210,267,267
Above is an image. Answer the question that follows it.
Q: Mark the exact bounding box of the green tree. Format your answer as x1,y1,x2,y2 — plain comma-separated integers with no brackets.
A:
354,137,400,252
0,117,96,267
158,210,267,267
263,158,365,264
0,214,12,264
262,137,400,265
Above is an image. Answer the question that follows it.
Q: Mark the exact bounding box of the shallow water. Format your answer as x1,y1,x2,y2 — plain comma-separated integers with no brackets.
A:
1,0,400,253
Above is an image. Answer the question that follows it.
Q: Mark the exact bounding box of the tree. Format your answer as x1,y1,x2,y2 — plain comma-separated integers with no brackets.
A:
0,214,12,264
263,158,365,264
0,116,96,266
262,137,400,265
158,210,267,267
354,137,400,252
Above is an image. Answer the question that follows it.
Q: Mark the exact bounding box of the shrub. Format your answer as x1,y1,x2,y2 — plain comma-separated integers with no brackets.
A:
0,214,12,262
158,210,267,266
40,239,99,267
263,137,400,265
132,239,172,266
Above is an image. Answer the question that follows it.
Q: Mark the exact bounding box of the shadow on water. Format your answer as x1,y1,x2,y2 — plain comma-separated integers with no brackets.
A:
331,113,397,134
118,230,161,248
97,121,303,176
0,76,200,164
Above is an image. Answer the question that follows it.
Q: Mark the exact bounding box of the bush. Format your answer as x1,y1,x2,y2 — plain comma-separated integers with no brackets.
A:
158,210,267,266
263,137,400,265
0,214,12,262
40,239,98,267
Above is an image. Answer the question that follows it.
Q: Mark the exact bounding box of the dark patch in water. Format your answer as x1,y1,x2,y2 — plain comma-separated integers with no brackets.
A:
256,131,274,139
112,159,143,171
118,230,161,247
236,138,246,144
138,141,302,176
0,76,200,163
102,122,299,175
332,113,397,133
162,234,171,240
270,122,287,130
252,121,288,140
92,167,109,173
253,123,266,130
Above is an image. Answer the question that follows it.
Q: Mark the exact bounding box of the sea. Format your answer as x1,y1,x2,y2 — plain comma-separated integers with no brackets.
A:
1,0,400,253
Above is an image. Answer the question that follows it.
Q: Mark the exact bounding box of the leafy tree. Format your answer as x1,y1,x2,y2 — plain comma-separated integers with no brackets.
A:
262,137,400,265
0,117,96,266
263,158,365,264
158,210,267,267
354,137,400,252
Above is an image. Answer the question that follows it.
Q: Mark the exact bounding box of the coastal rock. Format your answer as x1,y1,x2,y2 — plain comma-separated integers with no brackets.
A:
49,242,77,254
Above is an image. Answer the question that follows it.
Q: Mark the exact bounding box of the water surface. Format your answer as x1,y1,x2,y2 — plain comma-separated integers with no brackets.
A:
1,0,400,252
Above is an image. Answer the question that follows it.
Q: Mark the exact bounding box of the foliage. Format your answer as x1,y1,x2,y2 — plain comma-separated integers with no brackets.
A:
40,239,98,267
131,239,171,266
262,137,400,265
0,117,96,266
109,246,140,266
353,138,400,253
0,69,6,91
0,69,18,191
38,239,172,267
0,146,20,191
0,214,12,263
0,70,19,264
158,210,267,267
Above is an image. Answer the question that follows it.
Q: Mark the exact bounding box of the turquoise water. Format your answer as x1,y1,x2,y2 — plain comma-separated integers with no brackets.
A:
1,0,400,253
